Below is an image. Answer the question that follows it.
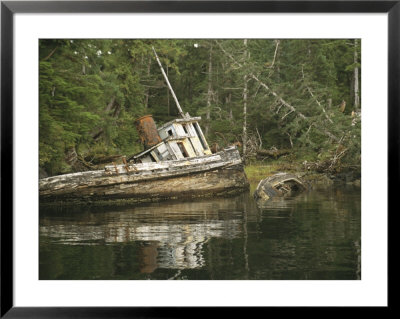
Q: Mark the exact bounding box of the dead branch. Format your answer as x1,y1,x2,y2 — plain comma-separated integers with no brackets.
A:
256,127,263,149
268,40,280,77
286,132,293,148
301,65,333,123
215,40,339,142
42,46,58,61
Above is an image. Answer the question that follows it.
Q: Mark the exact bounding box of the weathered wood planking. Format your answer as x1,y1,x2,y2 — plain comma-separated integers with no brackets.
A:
40,154,226,191
254,172,306,202
39,147,249,204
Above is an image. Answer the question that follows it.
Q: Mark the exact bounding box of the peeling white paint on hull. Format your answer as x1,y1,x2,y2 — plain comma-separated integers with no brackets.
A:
39,147,249,205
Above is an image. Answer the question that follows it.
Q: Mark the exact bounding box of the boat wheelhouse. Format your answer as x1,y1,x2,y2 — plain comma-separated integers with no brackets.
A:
128,114,211,164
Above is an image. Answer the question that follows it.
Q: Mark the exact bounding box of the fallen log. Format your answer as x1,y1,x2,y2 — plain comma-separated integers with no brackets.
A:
256,148,291,158
84,154,122,165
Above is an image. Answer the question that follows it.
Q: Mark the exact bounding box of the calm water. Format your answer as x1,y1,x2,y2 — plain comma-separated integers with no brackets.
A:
39,185,361,280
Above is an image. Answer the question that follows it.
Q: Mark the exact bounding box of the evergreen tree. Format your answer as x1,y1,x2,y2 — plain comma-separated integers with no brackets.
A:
39,39,361,176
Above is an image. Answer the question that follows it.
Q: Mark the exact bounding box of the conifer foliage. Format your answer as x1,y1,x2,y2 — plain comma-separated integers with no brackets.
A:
39,39,361,176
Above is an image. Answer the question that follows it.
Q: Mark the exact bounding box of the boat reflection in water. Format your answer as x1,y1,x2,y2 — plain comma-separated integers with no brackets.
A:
40,194,259,273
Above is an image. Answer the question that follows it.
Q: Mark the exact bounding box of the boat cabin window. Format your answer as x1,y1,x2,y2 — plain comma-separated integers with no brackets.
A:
167,129,173,136
149,153,157,162
177,142,189,158
183,125,188,134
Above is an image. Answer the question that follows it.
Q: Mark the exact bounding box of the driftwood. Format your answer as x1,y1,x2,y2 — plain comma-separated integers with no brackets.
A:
256,148,291,159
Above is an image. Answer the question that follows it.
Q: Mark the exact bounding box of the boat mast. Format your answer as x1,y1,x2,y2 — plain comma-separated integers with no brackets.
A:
152,47,185,118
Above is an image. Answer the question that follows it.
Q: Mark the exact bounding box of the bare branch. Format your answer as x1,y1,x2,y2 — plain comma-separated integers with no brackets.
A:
42,46,58,61
301,65,333,123
215,40,339,142
268,40,280,77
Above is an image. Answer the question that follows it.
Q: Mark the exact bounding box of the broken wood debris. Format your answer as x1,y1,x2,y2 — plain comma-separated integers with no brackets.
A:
254,172,306,203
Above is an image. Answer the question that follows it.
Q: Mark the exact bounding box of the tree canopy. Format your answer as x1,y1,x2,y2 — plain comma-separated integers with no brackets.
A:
39,39,361,177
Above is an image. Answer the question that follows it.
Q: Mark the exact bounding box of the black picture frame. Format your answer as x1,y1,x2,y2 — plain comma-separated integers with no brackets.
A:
1,0,395,317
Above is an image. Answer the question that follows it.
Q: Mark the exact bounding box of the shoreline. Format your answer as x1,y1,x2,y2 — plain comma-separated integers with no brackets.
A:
244,161,361,192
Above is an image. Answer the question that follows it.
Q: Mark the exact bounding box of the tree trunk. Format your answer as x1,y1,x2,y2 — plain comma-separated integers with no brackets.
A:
353,39,360,111
242,39,248,160
144,55,151,109
327,98,332,109
205,44,213,136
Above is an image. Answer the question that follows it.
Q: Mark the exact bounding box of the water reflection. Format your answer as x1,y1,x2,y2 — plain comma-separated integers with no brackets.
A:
40,195,258,273
39,186,361,280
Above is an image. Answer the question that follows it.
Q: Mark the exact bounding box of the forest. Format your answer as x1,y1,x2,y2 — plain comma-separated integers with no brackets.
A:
39,39,361,179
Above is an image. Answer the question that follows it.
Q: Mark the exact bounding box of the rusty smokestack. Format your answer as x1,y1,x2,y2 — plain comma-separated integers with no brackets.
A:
135,115,162,149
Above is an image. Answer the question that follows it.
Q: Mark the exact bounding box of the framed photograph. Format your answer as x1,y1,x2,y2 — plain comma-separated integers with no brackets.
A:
1,0,394,317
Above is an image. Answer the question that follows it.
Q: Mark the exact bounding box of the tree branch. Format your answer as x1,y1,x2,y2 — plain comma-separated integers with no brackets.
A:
215,40,339,142
42,46,58,61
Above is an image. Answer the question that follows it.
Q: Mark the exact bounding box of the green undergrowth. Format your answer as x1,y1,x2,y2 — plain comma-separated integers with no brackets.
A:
245,159,299,182
244,157,361,195
244,161,297,193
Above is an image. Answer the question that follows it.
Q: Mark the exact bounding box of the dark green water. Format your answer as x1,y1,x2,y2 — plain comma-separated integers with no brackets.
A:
39,185,361,280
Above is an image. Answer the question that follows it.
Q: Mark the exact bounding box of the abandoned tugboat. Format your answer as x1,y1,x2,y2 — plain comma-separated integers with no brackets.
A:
39,48,249,205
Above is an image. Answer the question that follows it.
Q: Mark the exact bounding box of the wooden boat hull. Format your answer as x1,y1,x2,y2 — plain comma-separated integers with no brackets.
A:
254,172,306,203
39,147,249,205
